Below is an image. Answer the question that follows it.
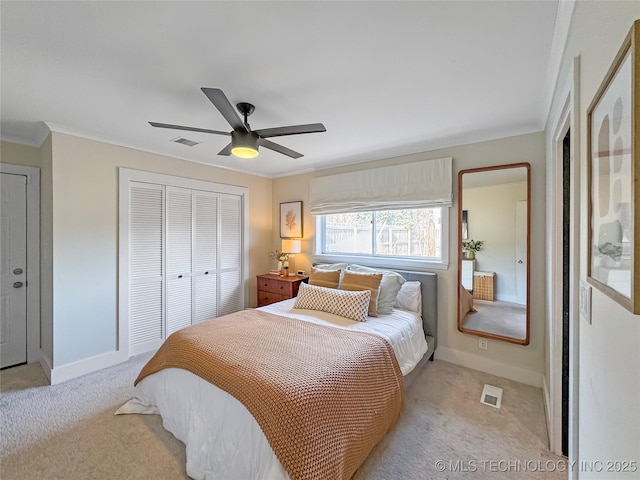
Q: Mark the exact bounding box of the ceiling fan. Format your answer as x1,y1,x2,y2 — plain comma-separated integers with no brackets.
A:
149,88,326,159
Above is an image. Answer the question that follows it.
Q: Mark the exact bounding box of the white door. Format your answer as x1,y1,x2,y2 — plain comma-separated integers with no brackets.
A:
219,194,243,316
125,175,245,355
0,173,28,368
193,191,218,323
129,182,164,355
166,186,193,336
515,200,528,305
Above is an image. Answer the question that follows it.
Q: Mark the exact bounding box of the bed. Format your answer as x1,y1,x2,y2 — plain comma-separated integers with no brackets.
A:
117,269,437,480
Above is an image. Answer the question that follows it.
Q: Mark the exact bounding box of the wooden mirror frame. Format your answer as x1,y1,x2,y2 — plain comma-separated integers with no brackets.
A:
457,162,531,345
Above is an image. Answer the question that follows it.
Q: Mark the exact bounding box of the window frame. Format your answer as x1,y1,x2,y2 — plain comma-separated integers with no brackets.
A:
314,207,449,271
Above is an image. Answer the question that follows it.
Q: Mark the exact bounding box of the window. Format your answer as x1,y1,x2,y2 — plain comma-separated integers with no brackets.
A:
317,207,448,268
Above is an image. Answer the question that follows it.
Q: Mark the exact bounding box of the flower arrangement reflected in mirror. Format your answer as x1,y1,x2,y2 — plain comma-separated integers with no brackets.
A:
462,239,484,260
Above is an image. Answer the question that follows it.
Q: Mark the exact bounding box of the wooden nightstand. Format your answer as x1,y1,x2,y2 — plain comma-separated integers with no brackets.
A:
256,274,309,307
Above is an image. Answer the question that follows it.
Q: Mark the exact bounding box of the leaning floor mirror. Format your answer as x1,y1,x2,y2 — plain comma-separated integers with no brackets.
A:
457,163,531,345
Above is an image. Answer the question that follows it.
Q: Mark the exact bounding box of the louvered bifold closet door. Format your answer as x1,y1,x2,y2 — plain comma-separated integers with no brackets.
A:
166,186,193,336
193,191,218,324
219,193,243,316
129,182,164,354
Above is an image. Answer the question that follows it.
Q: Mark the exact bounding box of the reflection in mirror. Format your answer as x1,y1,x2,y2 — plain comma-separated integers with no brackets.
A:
457,163,530,345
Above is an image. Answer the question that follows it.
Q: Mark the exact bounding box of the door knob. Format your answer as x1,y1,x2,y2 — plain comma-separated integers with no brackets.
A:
13,268,23,275
517,260,524,264
13,282,24,288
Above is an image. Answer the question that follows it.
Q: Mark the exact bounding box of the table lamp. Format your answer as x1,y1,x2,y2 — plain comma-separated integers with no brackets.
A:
281,239,302,276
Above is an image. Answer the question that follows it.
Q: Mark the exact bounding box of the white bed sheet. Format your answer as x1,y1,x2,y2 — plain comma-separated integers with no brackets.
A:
117,303,428,480
259,298,428,376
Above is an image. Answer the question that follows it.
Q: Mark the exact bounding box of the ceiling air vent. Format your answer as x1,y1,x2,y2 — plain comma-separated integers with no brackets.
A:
171,137,201,147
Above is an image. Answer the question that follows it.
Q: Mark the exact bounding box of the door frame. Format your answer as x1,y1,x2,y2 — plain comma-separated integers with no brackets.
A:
0,163,40,364
547,56,580,473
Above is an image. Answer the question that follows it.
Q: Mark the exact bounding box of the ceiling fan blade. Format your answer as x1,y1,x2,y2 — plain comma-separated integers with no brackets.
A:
149,121,230,136
254,123,326,139
258,138,303,159
218,143,233,156
201,88,248,132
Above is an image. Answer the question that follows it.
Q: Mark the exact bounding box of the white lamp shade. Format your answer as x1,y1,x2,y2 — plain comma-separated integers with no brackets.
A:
281,239,302,254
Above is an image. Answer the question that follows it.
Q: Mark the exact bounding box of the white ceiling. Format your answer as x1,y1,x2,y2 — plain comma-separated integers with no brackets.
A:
1,1,564,178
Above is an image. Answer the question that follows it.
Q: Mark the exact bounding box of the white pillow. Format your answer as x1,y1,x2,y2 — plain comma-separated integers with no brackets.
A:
313,263,348,271
293,282,371,322
394,281,422,314
348,265,406,315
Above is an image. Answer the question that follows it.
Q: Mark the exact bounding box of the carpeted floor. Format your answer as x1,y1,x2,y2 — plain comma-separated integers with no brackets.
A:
462,300,527,340
1,355,565,479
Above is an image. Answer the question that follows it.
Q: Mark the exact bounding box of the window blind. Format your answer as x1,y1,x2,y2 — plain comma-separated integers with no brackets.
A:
309,157,453,215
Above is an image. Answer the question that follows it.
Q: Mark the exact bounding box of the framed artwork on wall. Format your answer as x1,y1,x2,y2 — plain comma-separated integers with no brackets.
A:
587,20,639,313
280,201,303,239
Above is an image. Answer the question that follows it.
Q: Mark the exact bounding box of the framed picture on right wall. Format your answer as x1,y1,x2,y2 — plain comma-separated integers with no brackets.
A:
587,19,639,314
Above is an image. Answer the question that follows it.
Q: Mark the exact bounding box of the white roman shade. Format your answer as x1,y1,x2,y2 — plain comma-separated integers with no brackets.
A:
309,157,452,215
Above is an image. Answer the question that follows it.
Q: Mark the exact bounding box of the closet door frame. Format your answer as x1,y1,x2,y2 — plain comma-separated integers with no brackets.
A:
118,168,249,359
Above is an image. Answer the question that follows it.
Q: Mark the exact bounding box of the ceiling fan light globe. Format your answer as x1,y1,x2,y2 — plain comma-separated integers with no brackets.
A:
231,146,259,158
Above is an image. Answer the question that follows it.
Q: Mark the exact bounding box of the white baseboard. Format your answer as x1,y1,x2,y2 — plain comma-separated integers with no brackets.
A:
48,350,127,385
435,346,543,387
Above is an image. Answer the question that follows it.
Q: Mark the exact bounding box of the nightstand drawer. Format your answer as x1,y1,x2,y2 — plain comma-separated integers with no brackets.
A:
258,291,287,306
257,278,272,292
268,280,294,296
256,274,309,307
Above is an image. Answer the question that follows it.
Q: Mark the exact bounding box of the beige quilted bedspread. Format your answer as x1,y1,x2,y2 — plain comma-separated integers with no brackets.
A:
135,309,404,480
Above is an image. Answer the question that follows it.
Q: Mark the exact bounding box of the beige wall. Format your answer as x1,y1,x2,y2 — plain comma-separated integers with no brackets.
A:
273,132,545,384
2,134,272,370
0,141,41,168
545,2,640,470
463,182,528,303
